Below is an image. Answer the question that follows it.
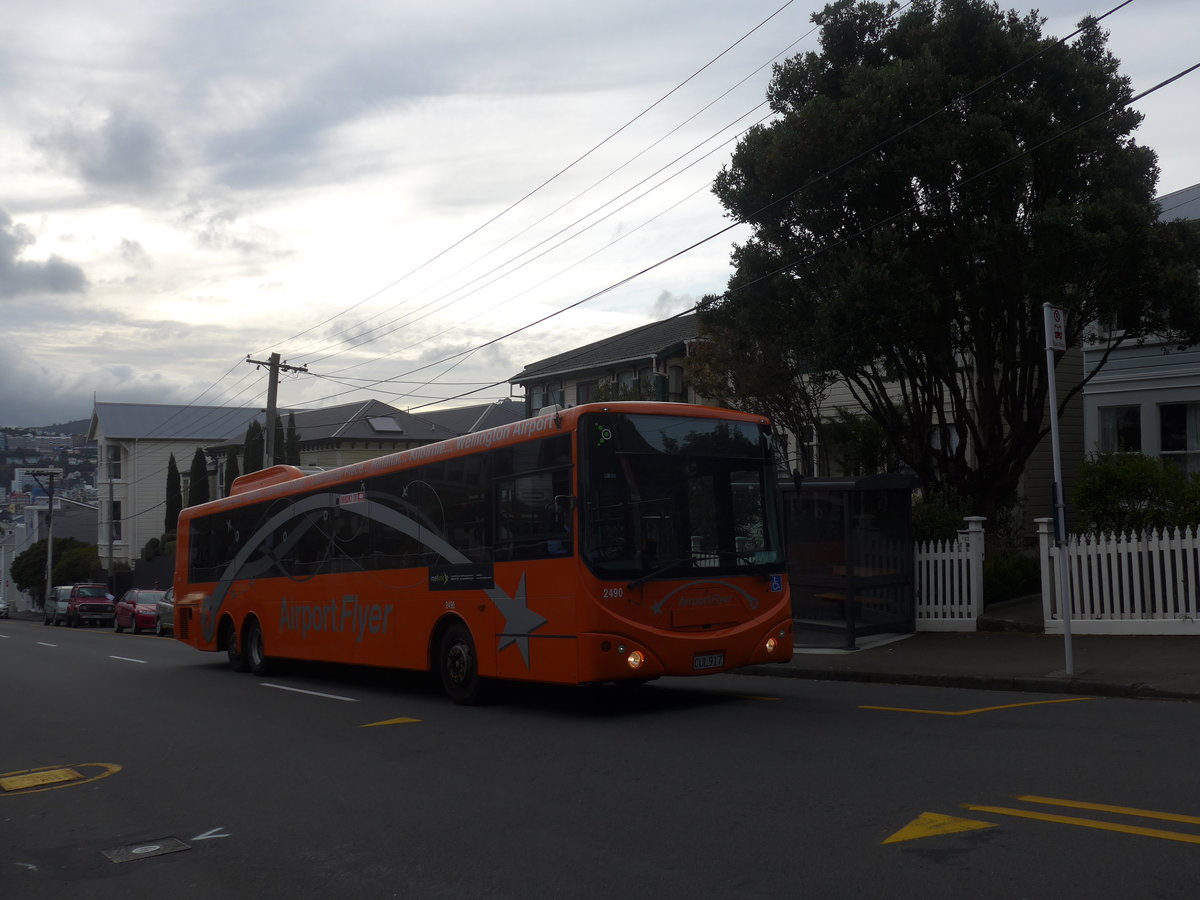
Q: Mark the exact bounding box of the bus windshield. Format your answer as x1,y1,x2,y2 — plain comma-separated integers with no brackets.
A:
579,412,784,581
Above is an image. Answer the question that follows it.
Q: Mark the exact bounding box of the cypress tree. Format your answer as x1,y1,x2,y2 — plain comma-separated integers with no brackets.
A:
165,454,182,533
223,449,240,497
188,448,210,507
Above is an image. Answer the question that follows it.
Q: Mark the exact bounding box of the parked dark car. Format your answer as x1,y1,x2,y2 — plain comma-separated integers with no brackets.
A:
114,589,165,635
155,587,175,636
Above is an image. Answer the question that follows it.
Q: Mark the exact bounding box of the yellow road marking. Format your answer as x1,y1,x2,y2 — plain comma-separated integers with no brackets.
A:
882,812,997,844
964,803,1200,845
1016,795,1200,827
360,717,421,727
1,768,83,792
0,763,121,796
861,697,1094,716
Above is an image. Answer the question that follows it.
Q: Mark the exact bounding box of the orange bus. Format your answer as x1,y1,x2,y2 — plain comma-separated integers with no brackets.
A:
173,402,792,702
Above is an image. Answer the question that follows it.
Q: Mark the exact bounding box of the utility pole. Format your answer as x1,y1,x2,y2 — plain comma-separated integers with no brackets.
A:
28,468,63,610
246,353,308,466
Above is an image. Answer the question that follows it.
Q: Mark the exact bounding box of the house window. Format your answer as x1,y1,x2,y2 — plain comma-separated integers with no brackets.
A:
110,501,122,542
1098,405,1141,453
107,444,122,480
576,381,596,405
1159,403,1200,474
668,366,685,402
533,383,563,410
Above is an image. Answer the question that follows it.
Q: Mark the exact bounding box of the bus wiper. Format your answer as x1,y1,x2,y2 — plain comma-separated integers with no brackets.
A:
626,557,694,591
735,553,772,579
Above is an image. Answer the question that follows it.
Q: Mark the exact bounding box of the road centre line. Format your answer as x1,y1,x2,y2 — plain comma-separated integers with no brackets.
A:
261,683,358,702
1017,794,1200,826
109,655,149,664
860,697,1094,716
37,642,58,648
963,802,1200,845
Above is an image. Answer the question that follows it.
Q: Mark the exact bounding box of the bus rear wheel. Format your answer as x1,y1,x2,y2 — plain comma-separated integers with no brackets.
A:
438,622,484,705
224,620,249,672
245,618,271,676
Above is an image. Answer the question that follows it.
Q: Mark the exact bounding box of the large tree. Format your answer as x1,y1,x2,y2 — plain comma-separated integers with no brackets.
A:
698,0,1200,521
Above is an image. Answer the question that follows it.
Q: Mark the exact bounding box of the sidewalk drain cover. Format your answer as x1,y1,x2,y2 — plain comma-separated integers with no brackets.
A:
104,838,190,864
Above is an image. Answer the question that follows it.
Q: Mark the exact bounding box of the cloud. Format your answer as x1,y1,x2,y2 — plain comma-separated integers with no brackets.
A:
37,108,177,195
0,209,87,299
652,289,694,318
119,238,152,269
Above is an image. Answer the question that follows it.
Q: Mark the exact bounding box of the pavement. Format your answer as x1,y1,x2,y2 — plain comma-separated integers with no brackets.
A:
743,595,1200,701
7,597,1200,701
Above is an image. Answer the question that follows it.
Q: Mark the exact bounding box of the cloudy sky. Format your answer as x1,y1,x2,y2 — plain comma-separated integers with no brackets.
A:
2,0,1197,427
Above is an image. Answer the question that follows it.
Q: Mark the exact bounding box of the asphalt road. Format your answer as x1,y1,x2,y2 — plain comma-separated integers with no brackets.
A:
4,616,1200,899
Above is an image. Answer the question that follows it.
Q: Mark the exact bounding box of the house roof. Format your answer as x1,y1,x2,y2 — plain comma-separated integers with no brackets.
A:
419,398,524,434
88,402,263,442
1158,182,1200,222
205,399,463,452
510,313,698,383
288,399,460,444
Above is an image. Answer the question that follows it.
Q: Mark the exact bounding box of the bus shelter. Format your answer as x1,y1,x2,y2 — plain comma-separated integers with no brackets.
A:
783,474,917,648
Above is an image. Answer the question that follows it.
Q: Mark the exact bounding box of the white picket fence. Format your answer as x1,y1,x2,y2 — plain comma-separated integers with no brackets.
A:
1038,518,1200,634
914,516,986,631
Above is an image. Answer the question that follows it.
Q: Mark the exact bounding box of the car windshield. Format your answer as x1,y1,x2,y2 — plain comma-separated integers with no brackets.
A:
580,412,785,581
138,592,166,604
78,587,107,598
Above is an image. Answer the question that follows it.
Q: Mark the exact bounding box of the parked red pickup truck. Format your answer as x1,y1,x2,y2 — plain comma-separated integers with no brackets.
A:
66,583,115,628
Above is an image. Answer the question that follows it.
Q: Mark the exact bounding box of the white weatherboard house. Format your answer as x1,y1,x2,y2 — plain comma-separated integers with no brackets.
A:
88,402,262,570
1082,182,1200,475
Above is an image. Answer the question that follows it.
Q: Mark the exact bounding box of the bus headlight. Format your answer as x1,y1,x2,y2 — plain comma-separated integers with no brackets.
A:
766,637,778,653
627,650,645,669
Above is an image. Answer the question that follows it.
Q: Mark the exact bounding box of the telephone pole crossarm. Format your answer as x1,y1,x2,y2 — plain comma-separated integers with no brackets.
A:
245,353,309,466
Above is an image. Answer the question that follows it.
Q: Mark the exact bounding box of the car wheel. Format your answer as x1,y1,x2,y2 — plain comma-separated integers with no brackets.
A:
438,621,485,705
131,618,140,635
114,614,123,633
155,617,164,637
224,620,249,672
245,618,271,676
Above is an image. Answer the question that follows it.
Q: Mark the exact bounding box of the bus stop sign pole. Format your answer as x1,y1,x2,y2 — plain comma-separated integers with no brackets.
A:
1042,304,1073,677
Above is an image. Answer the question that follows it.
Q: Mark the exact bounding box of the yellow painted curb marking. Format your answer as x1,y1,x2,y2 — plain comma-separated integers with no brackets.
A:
861,697,1094,716
964,803,1200,845
360,717,421,727
882,812,997,844
0,763,121,796
1,768,83,792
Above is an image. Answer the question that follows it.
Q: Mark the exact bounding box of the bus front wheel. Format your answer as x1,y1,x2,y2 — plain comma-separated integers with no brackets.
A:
438,622,485,705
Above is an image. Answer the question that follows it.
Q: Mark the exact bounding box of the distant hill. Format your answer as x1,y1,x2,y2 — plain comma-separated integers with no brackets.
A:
37,419,91,435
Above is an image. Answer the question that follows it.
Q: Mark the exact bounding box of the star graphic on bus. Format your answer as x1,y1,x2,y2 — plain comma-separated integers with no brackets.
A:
490,574,546,667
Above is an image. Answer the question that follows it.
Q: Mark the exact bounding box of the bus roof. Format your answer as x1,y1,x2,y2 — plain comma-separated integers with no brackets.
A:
182,402,770,516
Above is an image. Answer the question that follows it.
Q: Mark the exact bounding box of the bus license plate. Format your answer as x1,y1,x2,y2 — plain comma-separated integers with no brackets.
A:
693,652,724,670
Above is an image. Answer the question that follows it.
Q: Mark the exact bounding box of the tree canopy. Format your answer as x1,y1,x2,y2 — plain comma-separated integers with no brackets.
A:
695,0,1200,521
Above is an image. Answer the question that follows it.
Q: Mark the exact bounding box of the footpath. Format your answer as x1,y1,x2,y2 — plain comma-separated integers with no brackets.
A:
9,599,1199,701
743,596,1200,701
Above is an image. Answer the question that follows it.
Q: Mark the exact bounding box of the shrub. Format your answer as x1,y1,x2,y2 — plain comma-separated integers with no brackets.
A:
1074,454,1200,534
982,549,1041,605
912,488,970,543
